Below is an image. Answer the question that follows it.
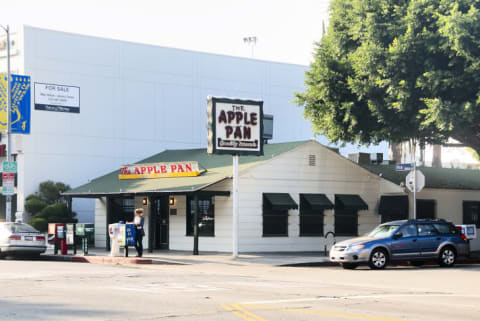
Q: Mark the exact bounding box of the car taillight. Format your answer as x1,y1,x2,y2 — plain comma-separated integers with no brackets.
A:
460,234,467,240
8,235,21,240
36,236,45,241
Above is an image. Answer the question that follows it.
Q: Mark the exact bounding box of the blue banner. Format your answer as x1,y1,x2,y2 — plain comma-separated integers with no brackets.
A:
0,74,31,134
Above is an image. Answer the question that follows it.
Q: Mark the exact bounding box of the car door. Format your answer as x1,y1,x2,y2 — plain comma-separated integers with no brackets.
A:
390,223,420,259
417,223,442,258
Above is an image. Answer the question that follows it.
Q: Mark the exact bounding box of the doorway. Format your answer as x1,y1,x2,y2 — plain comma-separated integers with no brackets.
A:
153,196,169,250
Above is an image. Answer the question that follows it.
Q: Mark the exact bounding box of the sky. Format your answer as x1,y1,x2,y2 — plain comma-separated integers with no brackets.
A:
1,0,331,65
0,0,389,156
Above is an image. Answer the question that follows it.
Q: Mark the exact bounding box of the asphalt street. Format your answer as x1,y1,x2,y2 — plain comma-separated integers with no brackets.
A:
0,260,479,321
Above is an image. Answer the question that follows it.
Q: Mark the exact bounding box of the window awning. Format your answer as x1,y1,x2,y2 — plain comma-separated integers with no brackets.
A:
335,194,368,210
378,195,409,222
264,193,298,211
302,194,333,210
379,195,408,214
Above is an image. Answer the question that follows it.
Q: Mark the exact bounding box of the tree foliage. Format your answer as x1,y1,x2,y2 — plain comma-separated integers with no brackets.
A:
295,0,480,153
25,181,77,232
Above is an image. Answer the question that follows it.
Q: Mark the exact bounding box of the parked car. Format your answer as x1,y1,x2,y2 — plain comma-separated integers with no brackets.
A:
330,219,469,269
0,222,47,257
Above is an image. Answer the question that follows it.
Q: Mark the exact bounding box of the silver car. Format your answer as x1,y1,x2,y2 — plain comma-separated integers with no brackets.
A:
330,219,470,269
0,222,47,257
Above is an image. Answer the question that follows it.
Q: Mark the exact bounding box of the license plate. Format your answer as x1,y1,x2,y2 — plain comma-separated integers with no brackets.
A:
24,236,33,241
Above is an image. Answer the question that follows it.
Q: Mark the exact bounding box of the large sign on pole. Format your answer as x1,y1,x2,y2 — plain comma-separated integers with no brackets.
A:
207,96,264,156
0,74,31,134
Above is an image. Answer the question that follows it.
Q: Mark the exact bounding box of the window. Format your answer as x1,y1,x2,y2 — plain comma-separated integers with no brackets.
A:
334,194,367,237
397,223,417,238
378,195,409,223
299,194,332,236
299,196,323,236
463,201,480,228
262,193,297,237
417,223,438,236
433,223,457,235
110,197,135,223
335,209,358,236
416,199,436,219
186,196,214,236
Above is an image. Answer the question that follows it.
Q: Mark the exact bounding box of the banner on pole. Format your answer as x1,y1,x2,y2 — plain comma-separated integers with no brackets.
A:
0,74,31,134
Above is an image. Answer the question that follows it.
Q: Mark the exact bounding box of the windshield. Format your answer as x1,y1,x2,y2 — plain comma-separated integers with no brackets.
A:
5,223,40,233
367,224,400,238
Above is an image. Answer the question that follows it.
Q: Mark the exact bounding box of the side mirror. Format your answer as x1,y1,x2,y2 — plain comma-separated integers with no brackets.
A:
393,232,403,239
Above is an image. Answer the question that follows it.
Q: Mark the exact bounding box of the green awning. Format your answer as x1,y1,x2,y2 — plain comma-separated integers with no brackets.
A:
264,193,298,211
378,195,409,223
302,194,333,210
335,194,368,210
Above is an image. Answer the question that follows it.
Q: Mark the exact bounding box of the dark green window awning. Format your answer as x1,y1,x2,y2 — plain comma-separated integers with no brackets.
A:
302,194,333,210
264,193,298,211
335,194,368,210
379,195,409,223
379,195,409,214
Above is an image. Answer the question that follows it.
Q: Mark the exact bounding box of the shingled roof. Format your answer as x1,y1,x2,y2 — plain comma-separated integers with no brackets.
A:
361,164,480,190
65,141,309,197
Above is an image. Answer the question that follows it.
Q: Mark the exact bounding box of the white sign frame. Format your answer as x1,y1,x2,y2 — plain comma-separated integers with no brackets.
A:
207,96,264,156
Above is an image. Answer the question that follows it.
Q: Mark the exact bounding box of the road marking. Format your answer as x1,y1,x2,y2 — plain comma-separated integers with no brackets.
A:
242,304,410,321
221,304,264,321
242,293,480,305
232,304,268,321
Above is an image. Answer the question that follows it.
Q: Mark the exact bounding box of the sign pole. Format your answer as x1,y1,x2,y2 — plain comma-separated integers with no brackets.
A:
232,154,239,257
5,25,12,223
412,141,417,220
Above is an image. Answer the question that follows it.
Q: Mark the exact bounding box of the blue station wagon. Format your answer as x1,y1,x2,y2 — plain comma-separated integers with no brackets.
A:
329,219,470,269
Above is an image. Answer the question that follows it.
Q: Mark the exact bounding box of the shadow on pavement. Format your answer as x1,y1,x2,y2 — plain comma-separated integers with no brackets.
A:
0,300,122,320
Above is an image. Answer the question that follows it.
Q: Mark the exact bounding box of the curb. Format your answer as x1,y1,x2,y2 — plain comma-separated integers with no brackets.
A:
280,258,480,267
37,255,152,265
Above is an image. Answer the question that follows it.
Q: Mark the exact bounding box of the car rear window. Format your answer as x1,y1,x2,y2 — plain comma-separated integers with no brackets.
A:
433,223,457,235
7,223,40,233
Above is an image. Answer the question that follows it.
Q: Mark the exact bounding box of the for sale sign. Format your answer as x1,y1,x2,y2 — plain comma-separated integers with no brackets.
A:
207,96,263,156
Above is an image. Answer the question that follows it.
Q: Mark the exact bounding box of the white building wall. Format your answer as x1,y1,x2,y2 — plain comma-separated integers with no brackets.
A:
411,188,480,251
3,25,314,223
169,141,388,252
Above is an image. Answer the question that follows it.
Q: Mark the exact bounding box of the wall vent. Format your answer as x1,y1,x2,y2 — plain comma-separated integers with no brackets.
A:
308,154,316,166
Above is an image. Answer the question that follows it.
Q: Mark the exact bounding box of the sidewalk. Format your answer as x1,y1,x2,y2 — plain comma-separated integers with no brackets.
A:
38,247,480,267
42,247,332,266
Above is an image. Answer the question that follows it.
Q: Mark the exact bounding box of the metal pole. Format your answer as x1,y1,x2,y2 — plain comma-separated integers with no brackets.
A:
413,140,417,220
5,25,12,222
193,193,199,255
232,154,239,257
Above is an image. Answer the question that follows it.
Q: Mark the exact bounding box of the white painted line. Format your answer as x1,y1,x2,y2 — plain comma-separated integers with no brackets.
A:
242,293,480,305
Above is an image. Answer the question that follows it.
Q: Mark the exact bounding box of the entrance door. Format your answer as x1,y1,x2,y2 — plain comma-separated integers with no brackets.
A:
154,196,169,250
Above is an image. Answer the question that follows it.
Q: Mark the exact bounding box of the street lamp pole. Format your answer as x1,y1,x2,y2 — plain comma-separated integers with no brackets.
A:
1,24,12,222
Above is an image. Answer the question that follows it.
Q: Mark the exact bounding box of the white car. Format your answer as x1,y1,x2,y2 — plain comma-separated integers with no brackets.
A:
0,222,47,257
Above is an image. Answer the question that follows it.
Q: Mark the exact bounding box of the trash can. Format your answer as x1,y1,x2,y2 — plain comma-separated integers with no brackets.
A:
76,223,95,255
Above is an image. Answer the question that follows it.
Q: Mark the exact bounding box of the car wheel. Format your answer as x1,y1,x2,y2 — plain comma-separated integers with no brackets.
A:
341,263,358,270
369,248,388,270
410,261,424,267
438,246,456,267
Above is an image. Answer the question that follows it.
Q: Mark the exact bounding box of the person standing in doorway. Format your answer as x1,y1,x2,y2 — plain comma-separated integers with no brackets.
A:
133,208,145,257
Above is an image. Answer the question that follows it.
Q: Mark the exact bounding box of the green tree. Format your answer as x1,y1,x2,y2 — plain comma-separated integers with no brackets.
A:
25,181,77,232
295,0,480,153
